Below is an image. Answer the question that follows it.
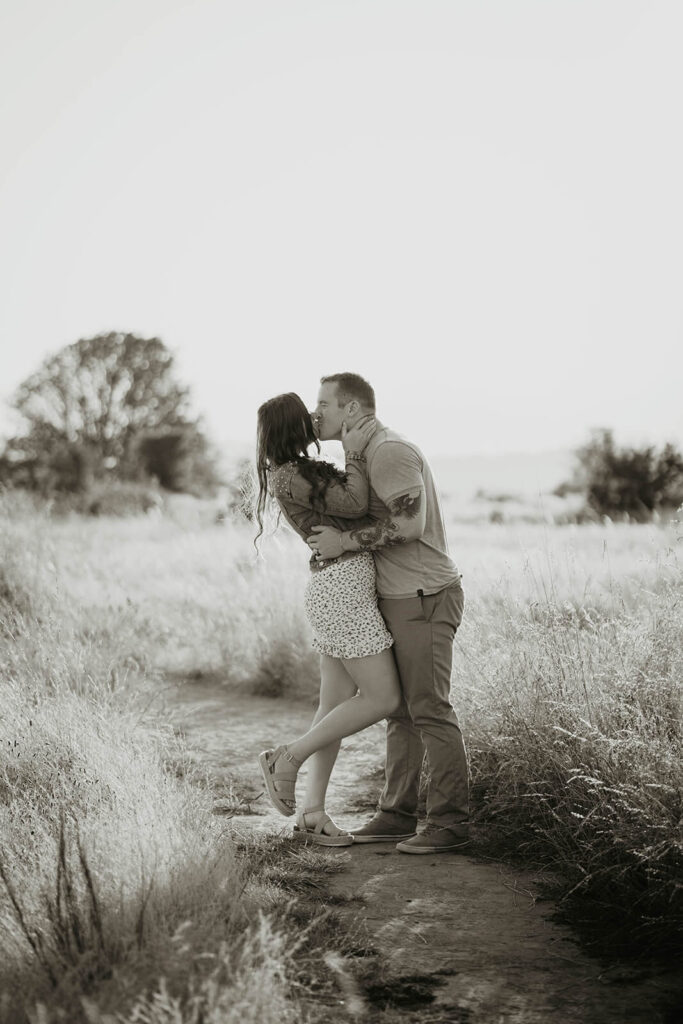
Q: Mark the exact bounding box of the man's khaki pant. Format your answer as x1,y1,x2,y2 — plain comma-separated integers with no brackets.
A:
377,581,469,828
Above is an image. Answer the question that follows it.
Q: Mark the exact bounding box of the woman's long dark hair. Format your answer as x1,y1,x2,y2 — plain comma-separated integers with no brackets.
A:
255,392,347,546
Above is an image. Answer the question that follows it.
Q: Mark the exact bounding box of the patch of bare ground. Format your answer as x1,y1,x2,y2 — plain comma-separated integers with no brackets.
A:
322,846,682,1023
162,676,682,1024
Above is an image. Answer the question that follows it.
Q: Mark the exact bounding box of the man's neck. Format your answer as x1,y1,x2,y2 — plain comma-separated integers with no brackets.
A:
361,419,386,451
333,415,385,441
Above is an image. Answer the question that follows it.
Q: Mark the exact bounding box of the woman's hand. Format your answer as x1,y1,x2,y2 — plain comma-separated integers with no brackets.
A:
341,415,376,455
307,525,344,560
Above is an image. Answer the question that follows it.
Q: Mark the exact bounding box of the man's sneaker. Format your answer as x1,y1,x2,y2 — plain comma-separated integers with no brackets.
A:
351,813,417,844
395,824,470,855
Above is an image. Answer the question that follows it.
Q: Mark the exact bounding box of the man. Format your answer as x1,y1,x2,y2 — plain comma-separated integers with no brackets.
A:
308,372,469,854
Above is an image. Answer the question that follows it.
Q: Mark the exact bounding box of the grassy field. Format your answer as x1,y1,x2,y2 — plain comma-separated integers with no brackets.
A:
450,518,682,951
0,491,681,1020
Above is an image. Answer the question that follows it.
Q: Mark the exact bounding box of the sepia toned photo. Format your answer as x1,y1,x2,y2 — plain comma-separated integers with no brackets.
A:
1,2,681,1022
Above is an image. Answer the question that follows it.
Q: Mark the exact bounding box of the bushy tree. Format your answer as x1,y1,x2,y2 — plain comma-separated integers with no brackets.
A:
569,429,683,519
137,428,220,494
3,332,220,495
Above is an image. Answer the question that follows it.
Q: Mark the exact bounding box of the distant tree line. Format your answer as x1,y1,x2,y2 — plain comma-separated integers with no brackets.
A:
556,428,683,520
2,336,680,523
0,333,222,503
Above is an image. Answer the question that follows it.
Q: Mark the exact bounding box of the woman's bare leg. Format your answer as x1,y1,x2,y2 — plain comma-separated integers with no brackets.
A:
287,648,401,764
300,655,357,828
262,649,401,825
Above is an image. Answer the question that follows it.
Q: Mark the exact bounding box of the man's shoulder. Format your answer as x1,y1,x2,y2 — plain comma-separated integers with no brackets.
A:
367,428,423,466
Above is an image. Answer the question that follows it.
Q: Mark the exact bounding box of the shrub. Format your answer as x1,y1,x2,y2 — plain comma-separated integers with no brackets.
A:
137,428,222,496
566,429,683,520
52,480,163,517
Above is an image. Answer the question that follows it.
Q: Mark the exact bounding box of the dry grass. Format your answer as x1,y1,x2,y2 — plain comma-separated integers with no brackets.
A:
0,498,325,1023
450,519,683,953
0,490,681,1020
1,497,318,697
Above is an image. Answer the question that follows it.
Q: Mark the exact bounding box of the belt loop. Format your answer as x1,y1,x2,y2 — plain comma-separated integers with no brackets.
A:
417,589,424,597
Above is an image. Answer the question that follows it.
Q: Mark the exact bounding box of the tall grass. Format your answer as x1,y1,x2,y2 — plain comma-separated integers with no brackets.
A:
1,489,680,1014
0,499,319,1022
0,497,319,697
452,520,683,953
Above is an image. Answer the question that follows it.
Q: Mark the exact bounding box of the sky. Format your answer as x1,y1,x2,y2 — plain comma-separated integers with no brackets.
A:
1,0,681,457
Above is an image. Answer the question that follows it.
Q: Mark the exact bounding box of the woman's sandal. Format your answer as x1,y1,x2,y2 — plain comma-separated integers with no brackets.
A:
293,806,354,847
258,745,301,816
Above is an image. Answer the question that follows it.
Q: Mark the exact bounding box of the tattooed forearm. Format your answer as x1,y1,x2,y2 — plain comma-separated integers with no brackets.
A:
345,491,424,550
387,491,422,519
347,518,407,550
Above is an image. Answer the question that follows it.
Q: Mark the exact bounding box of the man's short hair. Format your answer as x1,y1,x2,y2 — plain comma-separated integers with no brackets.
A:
320,372,376,411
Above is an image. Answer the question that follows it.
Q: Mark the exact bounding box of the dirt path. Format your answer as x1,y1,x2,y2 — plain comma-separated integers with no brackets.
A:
163,678,679,1024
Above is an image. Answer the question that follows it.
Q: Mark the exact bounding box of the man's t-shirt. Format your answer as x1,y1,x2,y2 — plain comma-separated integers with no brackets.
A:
362,426,460,599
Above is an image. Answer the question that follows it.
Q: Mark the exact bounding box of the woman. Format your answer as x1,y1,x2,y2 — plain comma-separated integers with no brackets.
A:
255,392,401,846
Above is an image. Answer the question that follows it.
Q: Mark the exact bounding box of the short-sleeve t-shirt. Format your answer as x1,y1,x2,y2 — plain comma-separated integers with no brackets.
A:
363,426,460,599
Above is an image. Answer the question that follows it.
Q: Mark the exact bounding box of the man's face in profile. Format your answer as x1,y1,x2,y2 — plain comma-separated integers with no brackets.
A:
313,382,346,442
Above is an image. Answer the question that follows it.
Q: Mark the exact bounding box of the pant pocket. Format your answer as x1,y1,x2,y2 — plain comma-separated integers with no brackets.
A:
429,584,464,632
419,592,437,622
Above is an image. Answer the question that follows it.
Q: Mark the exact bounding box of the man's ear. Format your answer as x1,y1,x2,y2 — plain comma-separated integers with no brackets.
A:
346,400,359,417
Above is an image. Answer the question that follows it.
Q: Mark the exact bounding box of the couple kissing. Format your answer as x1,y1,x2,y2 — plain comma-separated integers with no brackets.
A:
256,372,468,854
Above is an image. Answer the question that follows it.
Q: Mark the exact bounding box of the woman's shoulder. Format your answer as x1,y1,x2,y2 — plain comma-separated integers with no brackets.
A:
268,460,303,499
268,460,297,476
270,458,342,501
270,457,343,484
